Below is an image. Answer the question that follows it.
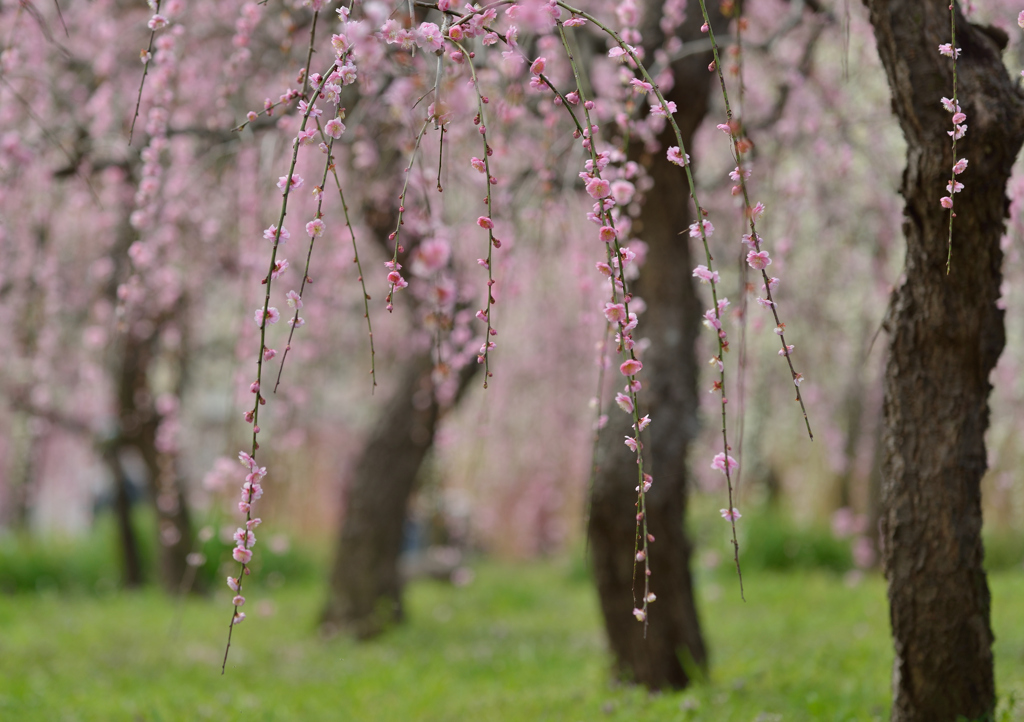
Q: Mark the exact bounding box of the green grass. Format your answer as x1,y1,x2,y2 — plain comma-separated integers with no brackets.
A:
0,561,1023,721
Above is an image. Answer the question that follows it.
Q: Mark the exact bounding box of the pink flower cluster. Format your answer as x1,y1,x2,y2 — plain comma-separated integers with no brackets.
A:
939,95,968,211
227,452,268,624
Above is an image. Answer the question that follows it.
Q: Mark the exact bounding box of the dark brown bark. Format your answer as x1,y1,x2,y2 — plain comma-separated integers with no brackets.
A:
113,326,194,593
862,1,1024,719
585,1,720,690
322,354,476,637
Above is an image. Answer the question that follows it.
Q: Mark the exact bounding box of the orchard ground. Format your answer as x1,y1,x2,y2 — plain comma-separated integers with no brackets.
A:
2,555,1024,721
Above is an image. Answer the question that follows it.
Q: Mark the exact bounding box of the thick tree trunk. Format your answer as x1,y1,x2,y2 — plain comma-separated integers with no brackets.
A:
586,0,720,690
861,1,1024,719
322,354,475,637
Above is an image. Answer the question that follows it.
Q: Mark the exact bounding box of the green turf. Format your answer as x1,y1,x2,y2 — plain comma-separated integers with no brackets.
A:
0,561,1022,721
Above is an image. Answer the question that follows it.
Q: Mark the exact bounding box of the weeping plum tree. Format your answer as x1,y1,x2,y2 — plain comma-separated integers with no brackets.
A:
863,0,1024,719
586,0,722,689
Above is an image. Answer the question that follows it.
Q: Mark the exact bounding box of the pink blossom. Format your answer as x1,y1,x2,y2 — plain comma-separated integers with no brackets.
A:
793,372,804,386
233,595,245,606
232,547,253,564
630,78,653,94
227,576,240,592
720,508,742,521
940,196,954,209
749,202,766,221
953,158,968,175
611,180,635,205
645,592,656,602
599,226,617,243
232,612,246,625
288,317,305,328
951,112,967,125
755,297,775,309
636,550,646,562
530,57,546,74
470,157,486,172
711,452,738,474
477,216,494,230
666,146,690,167
306,219,325,237
650,100,676,117
937,43,961,59
624,436,638,452
233,528,256,549
585,177,611,199
331,33,350,56
277,174,304,193
703,308,722,331
604,302,628,324
297,100,321,118
286,290,302,309
271,259,289,279
325,118,345,138
778,344,794,357
448,24,464,41
620,358,643,376
692,265,719,284
1019,10,1024,28
729,166,751,182
615,392,634,413
637,415,651,431
416,22,444,51
946,180,964,194
148,14,169,30
949,124,967,140
595,261,612,277
254,307,281,326
940,97,960,113
688,219,714,238
264,225,289,243
632,607,646,622
747,250,772,270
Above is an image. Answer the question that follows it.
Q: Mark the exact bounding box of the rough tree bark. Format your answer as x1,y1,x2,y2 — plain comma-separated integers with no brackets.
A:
586,0,721,690
862,1,1024,719
322,354,475,637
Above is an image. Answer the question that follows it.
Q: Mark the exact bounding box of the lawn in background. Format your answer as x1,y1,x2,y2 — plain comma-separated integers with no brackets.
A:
2,558,1023,721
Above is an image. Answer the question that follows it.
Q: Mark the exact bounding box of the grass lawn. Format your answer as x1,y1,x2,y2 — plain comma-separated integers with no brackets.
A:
1,561,1022,721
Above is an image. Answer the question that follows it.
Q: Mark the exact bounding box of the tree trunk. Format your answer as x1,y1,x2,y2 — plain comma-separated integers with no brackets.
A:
114,326,194,594
586,0,720,689
322,354,476,637
861,1,1024,718
101,442,144,588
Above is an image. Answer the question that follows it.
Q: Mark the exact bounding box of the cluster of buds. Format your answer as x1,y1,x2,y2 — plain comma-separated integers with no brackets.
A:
228,451,267,625
939,94,968,212
938,17,967,273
